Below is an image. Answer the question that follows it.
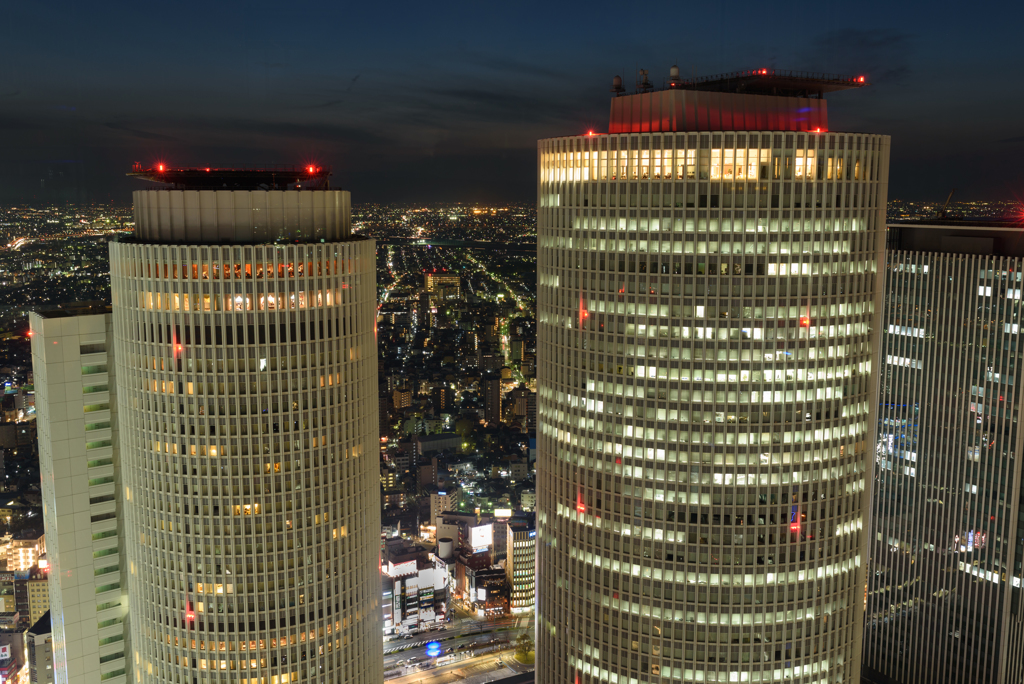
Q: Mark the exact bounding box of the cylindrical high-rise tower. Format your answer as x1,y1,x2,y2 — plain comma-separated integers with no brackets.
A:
111,166,381,683
536,71,889,684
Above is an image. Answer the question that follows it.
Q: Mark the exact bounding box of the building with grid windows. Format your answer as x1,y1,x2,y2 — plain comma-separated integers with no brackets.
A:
105,166,382,683
506,518,536,614
28,611,54,684
32,309,127,684
864,220,1024,684
424,270,461,303
535,69,889,684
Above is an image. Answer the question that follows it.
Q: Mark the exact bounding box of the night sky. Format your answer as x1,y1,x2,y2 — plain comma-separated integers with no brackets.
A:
2,0,1022,205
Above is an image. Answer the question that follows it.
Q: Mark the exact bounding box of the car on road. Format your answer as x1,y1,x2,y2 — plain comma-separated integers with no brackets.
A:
446,648,454,654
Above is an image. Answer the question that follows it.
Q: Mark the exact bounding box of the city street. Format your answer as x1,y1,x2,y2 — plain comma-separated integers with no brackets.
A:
383,614,534,670
386,648,523,684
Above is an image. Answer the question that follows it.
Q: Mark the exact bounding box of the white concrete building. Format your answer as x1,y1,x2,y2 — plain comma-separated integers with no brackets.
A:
32,310,128,684
102,167,382,683
382,555,449,635
430,490,459,523
535,70,889,684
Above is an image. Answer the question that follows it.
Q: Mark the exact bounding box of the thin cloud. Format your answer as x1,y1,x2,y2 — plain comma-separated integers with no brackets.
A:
105,123,180,142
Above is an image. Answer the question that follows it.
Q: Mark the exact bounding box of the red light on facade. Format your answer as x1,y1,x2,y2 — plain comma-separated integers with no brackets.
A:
790,522,800,532
800,315,810,327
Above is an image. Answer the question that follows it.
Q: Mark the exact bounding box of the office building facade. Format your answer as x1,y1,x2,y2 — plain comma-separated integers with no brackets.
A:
864,221,1024,684
32,310,128,684
108,169,381,682
28,611,54,684
506,519,536,614
484,374,502,425
536,69,888,684
424,270,461,303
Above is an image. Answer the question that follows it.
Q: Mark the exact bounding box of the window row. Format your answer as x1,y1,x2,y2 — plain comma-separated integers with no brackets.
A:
542,147,877,182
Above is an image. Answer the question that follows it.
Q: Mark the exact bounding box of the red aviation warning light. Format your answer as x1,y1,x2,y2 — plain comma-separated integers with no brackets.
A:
157,163,165,172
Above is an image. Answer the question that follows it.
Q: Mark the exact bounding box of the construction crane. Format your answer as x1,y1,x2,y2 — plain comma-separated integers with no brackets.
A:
935,189,955,219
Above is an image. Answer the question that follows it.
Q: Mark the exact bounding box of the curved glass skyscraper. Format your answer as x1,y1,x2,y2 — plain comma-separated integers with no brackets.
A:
110,170,381,683
536,70,889,684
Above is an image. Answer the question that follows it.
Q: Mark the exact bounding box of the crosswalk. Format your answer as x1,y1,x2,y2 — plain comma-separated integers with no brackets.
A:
384,640,431,654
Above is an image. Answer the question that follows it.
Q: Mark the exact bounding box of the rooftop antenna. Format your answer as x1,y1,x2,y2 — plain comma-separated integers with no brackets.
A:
668,64,682,88
610,75,625,96
638,68,653,93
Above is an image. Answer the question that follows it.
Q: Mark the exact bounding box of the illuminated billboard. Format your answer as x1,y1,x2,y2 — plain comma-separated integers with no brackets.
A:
494,509,513,519
470,524,493,551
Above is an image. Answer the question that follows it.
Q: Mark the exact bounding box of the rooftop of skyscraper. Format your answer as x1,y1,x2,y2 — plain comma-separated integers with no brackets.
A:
605,66,870,133
615,67,869,99
123,163,355,244
887,216,1024,256
127,163,332,191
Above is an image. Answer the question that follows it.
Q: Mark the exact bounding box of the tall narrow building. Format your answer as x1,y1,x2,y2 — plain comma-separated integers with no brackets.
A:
109,166,381,682
535,69,889,684
865,219,1024,684
32,309,128,684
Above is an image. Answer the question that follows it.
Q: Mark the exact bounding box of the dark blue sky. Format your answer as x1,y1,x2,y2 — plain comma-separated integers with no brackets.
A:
2,0,1022,204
